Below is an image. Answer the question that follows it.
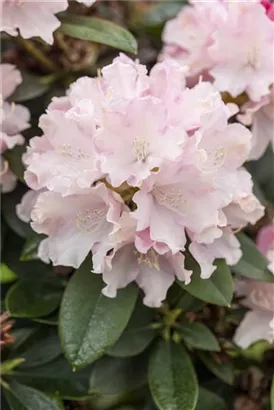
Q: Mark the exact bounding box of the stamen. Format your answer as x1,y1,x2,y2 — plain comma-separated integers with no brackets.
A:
132,137,149,163
75,207,106,234
134,248,160,271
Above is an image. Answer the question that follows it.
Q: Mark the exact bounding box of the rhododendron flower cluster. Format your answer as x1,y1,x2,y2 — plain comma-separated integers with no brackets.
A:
0,0,97,44
234,222,274,348
0,64,30,192
161,0,274,160
21,54,264,307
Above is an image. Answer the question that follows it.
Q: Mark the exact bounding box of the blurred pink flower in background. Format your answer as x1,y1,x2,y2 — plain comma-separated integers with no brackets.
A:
0,0,97,44
0,64,30,192
234,222,274,348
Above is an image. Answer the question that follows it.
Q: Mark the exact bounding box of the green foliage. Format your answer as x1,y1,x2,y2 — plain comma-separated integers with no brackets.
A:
6,279,62,318
195,387,228,410
10,72,50,103
108,298,156,358
60,16,137,54
59,258,138,368
179,257,234,306
198,352,234,385
149,341,198,410
0,264,18,284
3,380,64,410
179,322,220,352
20,234,45,262
233,232,274,282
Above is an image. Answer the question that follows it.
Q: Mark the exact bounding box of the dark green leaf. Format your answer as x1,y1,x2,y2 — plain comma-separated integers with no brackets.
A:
10,72,50,102
9,327,62,368
60,16,137,54
149,341,198,410
180,322,220,352
20,234,45,261
13,356,92,399
176,292,205,312
1,185,33,238
179,258,234,306
2,230,51,279
6,279,62,318
59,258,138,369
108,298,155,357
32,312,59,326
233,232,274,282
198,352,234,385
4,380,64,410
89,355,147,395
195,387,227,410
3,145,26,183
1,264,18,283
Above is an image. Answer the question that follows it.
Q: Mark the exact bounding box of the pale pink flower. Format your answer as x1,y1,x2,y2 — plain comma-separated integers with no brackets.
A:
161,1,226,77
234,222,274,348
223,168,265,228
16,189,40,223
161,1,274,101
95,96,187,187
95,241,192,308
209,2,274,101
0,0,68,44
23,56,265,305
189,229,242,279
0,64,30,193
30,183,124,268
238,87,274,160
24,103,102,195
257,222,274,273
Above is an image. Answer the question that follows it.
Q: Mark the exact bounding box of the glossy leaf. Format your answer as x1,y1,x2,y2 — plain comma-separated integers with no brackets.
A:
1,264,18,283
149,341,198,410
179,258,234,306
195,387,227,410
2,230,50,279
233,232,274,282
180,322,220,352
10,72,50,102
20,234,45,262
3,145,26,183
60,16,137,54
89,355,147,395
4,380,64,410
108,298,155,357
9,327,62,368
13,356,92,399
59,259,138,368
1,185,33,238
6,279,62,318
198,352,234,385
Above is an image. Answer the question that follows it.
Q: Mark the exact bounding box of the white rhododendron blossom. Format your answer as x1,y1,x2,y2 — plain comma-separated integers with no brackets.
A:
161,0,274,159
234,222,274,348
0,0,97,44
0,64,30,193
19,54,264,307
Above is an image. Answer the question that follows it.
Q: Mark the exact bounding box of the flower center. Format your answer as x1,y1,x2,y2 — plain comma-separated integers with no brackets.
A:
75,207,106,234
132,137,149,163
134,248,160,271
246,47,261,70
